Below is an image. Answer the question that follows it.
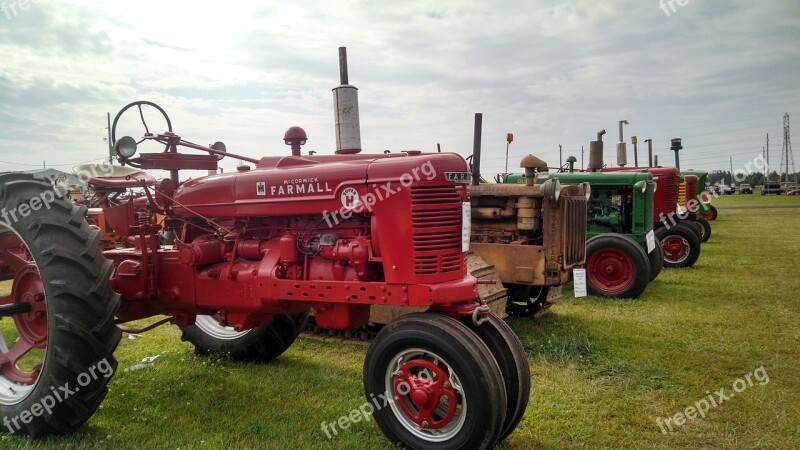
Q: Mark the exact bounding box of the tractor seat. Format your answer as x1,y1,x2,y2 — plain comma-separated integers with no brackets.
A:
72,164,156,189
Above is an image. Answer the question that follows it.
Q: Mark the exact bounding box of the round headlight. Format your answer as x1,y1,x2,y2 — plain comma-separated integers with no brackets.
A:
582,182,592,200
115,136,138,158
542,178,561,202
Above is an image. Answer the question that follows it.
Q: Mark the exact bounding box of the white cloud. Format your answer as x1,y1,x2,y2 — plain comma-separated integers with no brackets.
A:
0,0,797,174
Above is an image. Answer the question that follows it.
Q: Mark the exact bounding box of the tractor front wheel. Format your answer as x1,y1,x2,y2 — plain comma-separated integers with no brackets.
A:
703,204,718,220
696,217,712,243
464,313,530,442
655,224,701,268
585,234,650,299
181,312,308,362
647,236,664,281
0,174,120,437
364,313,507,449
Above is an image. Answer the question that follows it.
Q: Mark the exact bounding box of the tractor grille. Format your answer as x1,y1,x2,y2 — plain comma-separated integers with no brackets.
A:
653,171,679,219
684,176,698,212
563,196,588,266
410,185,464,275
678,182,687,210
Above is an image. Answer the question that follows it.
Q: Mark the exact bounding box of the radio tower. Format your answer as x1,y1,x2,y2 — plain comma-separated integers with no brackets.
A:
780,113,796,185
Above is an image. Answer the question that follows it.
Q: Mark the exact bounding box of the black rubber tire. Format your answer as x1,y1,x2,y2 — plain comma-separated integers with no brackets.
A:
585,234,650,299
181,312,308,362
696,217,712,243
364,313,506,450
464,314,530,441
646,236,664,281
655,224,701,268
0,174,121,437
506,284,553,318
683,220,704,242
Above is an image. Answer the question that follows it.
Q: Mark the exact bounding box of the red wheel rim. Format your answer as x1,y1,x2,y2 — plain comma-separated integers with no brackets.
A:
662,235,690,263
386,348,466,441
0,232,47,386
587,248,634,294
393,358,459,430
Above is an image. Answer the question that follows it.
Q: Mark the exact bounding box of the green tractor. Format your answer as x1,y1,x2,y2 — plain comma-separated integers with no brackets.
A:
681,169,717,222
503,131,660,299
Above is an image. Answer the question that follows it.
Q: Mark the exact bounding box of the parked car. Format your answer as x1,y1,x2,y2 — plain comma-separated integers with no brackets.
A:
788,189,800,196
762,181,783,195
714,183,733,195
739,183,753,194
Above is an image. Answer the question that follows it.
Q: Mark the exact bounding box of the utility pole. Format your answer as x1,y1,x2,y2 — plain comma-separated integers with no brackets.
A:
729,156,733,185
766,133,770,181
780,112,796,185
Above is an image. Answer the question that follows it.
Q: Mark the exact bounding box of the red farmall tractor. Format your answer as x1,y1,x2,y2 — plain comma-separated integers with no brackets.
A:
0,100,529,449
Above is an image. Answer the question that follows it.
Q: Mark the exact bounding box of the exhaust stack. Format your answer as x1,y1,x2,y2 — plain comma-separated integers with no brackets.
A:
617,120,629,167
670,138,683,170
588,129,606,172
471,113,482,186
333,47,362,154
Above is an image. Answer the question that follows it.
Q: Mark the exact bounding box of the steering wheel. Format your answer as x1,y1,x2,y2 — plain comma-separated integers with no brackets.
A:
111,101,173,155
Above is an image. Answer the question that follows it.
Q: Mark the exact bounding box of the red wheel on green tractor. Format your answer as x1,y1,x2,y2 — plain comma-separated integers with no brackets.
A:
703,204,718,221
655,224,701,268
364,313,508,449
0,174,120,436
585,234,650,299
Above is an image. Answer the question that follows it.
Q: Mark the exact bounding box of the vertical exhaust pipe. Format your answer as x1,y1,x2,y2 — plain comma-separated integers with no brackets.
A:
645,139,653,167
617,120,629,167
588,129,606,172
471,113,482,186
333,47,362,154
671,138,683,170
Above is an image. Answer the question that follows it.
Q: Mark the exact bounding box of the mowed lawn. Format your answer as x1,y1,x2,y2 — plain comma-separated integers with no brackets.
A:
2,194,799,449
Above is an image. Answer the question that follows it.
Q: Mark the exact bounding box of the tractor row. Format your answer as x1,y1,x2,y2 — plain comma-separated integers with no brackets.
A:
0,53,717,449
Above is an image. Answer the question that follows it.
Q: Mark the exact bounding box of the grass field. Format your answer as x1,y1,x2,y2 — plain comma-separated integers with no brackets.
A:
2,194,799,449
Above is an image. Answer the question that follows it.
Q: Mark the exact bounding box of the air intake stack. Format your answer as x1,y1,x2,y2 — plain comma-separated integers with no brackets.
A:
333,47,362,154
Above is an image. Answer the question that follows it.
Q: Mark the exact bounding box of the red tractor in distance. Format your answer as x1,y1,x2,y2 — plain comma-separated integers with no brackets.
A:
0,101,529,449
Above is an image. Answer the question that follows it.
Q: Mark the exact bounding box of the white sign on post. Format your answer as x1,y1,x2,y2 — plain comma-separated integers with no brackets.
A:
573,268,587,298
646,230,656,254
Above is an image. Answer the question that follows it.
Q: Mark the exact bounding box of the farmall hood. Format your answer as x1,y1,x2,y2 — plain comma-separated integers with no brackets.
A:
171,152,468,218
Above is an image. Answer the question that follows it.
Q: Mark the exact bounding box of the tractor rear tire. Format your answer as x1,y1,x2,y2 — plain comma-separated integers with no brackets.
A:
696,217,712,243
464,314,530,441
181,311,309,362
585,234,650,299
364,313,507,449
0,174,120,437
647,236,664,281
655,224,701,268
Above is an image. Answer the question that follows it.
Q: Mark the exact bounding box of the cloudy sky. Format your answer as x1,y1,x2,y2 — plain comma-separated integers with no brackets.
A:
1,0,798,178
